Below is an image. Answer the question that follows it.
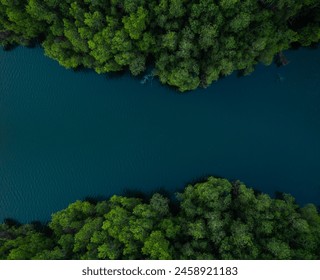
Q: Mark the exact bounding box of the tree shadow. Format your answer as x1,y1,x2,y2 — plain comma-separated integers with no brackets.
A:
30,220,53,237
83,195,110,204
3,44,18,52
105,69,128,80
3,218,21,227
122,188,148,201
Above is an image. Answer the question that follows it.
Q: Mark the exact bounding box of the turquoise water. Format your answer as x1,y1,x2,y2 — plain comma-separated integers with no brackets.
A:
0,47,320,222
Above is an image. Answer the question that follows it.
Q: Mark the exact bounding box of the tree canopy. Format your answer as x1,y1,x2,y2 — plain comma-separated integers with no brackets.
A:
0,0,319,91
1,177,319,260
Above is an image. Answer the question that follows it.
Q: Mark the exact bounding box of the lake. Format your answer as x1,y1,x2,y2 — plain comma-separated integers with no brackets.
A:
0,46,319,223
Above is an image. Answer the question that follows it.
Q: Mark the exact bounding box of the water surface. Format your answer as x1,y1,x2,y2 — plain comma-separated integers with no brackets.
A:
0,47,319,222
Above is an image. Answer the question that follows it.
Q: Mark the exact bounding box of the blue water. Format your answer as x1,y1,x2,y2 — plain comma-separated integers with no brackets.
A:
0,47,320,222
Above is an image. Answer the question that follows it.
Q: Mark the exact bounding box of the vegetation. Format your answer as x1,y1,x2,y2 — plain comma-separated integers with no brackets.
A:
1,176,319,260
0,0,319,91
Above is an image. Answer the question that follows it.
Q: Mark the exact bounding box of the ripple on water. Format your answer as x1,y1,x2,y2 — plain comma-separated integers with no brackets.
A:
1,46,320,222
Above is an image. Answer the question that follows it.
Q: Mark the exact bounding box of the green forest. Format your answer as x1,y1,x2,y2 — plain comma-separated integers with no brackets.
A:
1,177,319,260
0,0,319,91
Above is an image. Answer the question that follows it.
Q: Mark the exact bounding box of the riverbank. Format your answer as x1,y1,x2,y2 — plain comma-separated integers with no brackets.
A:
1,176,319,260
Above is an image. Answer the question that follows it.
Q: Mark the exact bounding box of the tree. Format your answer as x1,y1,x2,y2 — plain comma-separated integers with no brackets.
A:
122,7,148,40
1,0,319,91
142,231,172,259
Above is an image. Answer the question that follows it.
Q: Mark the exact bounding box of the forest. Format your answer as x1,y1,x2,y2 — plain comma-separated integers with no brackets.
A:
0,0,319,91
1,177,320,260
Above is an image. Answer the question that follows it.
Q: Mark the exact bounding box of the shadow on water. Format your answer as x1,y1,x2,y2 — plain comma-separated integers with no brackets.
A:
3,44,18,52
290,42,319,51
237,69,247,78
236,67,255,78
253,188,263,196
30,221,53,237
25,41,41,49
72,65,95,74
3,218,21,227
122,188,149,201
105,69,127,80
83,195,110,205
275,191,286,200
3,40,42,52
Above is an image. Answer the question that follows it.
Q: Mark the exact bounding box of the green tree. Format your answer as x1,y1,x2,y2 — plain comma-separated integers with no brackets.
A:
142,231,172,259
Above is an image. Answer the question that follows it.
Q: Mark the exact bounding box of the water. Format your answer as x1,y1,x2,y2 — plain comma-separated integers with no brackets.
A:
0,46,319,223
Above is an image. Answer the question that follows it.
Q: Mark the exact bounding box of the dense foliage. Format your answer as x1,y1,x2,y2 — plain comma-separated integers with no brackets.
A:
0,1,319,91
1,177,320,260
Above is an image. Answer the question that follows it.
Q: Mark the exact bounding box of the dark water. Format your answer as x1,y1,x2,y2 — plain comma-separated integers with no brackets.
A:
0,47,320,222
